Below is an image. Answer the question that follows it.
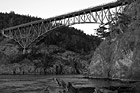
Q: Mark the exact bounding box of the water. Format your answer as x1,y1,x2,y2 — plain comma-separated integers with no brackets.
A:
0,75,132,93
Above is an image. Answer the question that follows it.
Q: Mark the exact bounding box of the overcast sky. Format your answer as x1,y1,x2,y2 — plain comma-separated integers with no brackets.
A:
0,0,115,35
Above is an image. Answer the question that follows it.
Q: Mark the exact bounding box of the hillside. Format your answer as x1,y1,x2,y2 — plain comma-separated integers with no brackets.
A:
0,11,41,30
0,12,102,75
34,26,102,53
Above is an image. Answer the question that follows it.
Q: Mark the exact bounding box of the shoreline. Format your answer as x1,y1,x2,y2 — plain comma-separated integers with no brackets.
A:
83,76,140,83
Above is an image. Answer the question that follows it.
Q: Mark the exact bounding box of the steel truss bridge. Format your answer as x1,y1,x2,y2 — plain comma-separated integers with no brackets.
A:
1,1,128,51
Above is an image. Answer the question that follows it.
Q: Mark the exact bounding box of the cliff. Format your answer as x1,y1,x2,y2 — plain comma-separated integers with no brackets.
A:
88,0,140,80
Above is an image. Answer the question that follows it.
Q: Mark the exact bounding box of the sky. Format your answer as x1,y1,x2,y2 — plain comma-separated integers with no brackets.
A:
0,0,115,35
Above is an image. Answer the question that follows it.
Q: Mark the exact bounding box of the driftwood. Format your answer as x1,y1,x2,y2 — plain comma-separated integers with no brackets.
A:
42,77,135,93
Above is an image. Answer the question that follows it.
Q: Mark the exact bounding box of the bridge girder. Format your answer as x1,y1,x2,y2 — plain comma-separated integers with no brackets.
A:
1,1,127,49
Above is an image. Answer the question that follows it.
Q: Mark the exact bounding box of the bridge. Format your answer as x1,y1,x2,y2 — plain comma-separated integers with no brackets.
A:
1,1,128,52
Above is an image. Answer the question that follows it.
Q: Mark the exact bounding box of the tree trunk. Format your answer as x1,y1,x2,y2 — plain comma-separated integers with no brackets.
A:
22,71,25,75
74,62,80,74
13,70,16,75
44,68,47,75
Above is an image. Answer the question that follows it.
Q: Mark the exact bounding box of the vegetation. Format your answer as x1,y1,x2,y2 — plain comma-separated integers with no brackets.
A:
0,11,102,75
96,12,131,39
36,26,102,53
0,11,41,30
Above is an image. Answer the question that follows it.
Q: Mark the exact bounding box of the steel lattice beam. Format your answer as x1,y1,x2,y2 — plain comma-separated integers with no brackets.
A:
1,1,128,49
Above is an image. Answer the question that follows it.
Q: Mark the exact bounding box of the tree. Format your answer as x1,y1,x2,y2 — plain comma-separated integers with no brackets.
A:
96,13,131,39
41,53,55,75
96,26,110,38
68,57,81,74
9,11,15,14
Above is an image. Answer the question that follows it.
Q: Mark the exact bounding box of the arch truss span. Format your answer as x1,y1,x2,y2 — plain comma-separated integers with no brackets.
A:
2,2,127,49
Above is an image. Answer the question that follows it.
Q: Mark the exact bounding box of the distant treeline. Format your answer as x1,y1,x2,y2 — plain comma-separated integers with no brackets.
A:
0,11,41,30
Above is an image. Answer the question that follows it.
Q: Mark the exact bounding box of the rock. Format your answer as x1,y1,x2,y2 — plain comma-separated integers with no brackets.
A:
88,0,140,80
0,52,10,64
88,39,112,78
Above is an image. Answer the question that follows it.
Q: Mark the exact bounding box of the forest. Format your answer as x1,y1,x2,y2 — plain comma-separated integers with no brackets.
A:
0,11,102,75
0,11,41,30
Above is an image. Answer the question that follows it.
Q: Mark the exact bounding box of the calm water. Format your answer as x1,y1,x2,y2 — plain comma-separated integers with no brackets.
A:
0,75,129,93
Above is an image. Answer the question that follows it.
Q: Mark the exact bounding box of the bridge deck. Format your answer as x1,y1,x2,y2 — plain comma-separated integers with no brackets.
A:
2,1,127,31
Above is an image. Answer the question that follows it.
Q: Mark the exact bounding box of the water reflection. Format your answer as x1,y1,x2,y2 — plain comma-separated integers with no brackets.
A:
0,75,138,93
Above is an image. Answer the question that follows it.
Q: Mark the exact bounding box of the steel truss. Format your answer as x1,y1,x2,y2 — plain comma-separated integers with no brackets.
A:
1,1,127,49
